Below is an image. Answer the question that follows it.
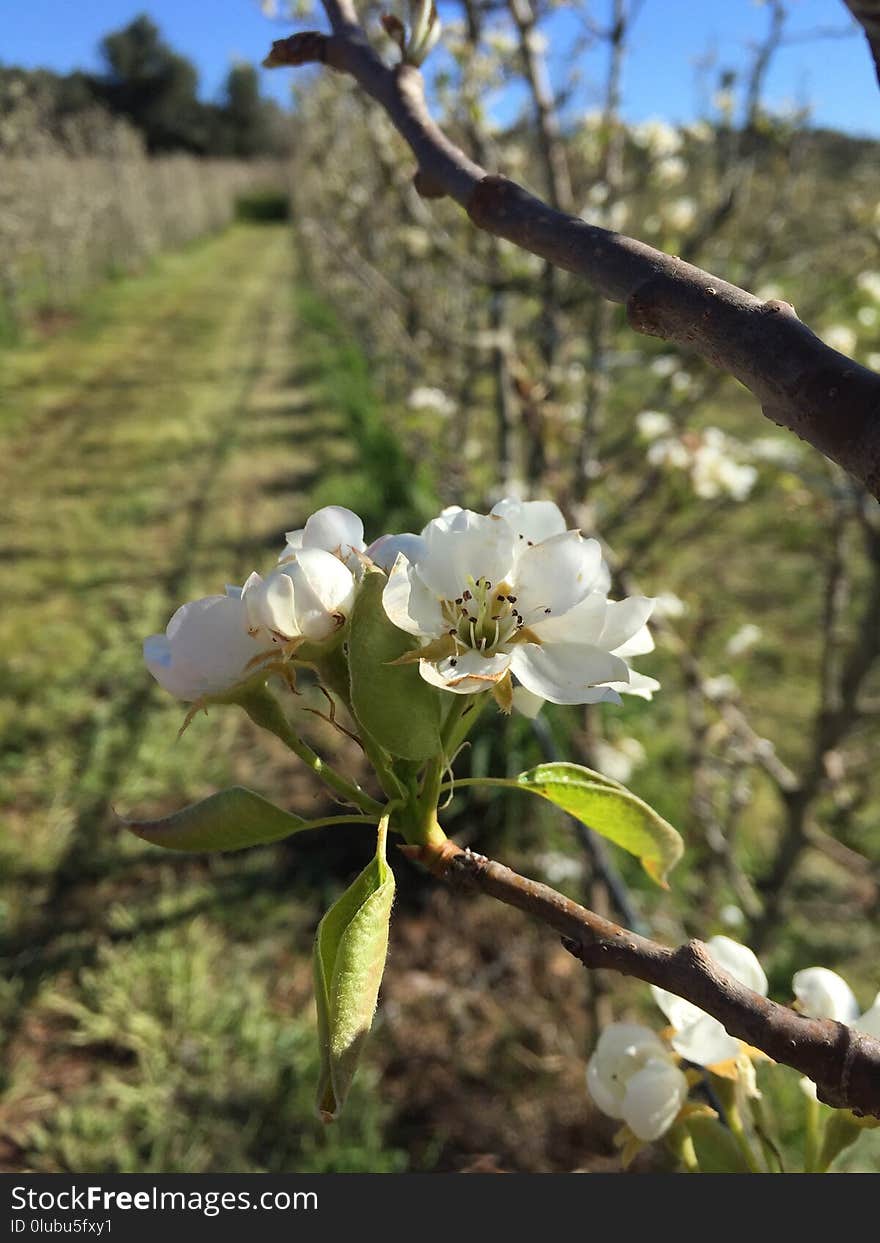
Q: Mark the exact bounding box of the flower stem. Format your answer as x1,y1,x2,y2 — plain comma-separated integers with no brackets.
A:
726,1101,765,1174
239,685,383,815
803,1089,822,1174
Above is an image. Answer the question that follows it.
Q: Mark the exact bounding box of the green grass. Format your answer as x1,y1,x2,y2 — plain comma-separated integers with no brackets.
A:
0,222,408,1173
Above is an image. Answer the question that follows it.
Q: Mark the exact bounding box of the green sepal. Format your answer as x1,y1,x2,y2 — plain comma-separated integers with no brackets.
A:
347,570,442,761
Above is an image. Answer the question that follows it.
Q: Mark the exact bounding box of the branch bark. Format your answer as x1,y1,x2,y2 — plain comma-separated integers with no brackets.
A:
265,22,880,499
419,840,880,1118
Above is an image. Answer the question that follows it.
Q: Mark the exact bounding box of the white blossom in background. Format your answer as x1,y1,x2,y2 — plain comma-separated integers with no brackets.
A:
725,623,762,659
665,197,697,233
636,410,672,441
647,436,691,471
400,226,432,259
407,386,458,419
646,427,742,498
587,1023,688,1141
654,155,687,185
702,674,738,702
144,588,263,702
652,592,688,621
824,324,857,355
756,282,784,302
652,937,767,1067
534,850,582,886
650,355,678,378
750,436,801,467
670,370,693,395
593,736,647,785
856,271,880,302
868,353,880,373
382,498,658,702
857,306,878,328
632,118,683,157
720,904,746,929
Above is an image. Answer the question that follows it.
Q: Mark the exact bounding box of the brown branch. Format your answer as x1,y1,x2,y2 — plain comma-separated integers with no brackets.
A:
844,0,880,83
419,841,880,1117
265,22,880,499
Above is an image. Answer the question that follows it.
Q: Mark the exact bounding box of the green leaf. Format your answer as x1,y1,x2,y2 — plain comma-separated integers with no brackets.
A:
347,570,442,761
818,1108,880,1172
515,762,684,886
314,836,395,1121
123,786,309,852
686,1116,753,1174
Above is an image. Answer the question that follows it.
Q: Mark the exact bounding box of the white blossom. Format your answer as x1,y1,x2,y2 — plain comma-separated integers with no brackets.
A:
636,410,672,441
632,119,683,158
587,1023,688,1141
278,505,366,572
652,937,767,1067
144,588,263,702
665,197,697,233
725,623,762,659
793,967,880,1036
407,386,458,418
593,736,646,784
382,499,658,702
652,592,688,621
824,324,857,355
856,271,880,302
242,548,356,643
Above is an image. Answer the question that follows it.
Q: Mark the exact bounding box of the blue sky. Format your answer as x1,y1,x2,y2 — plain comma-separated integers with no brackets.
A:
3,0,878,137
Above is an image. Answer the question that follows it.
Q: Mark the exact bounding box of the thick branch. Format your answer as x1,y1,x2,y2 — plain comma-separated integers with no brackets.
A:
266,26,880,498
844,0,880,83
423,841,880,1118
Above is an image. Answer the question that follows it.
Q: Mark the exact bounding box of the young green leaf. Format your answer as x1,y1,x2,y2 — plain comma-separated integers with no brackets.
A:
818,1108,879,1172
314,832,396,1121
515,762,684,886
123,786,311,852
686,1115,754,1174
347,570,442,761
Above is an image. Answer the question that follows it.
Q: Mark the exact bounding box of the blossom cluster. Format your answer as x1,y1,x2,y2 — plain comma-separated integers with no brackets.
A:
587,937,880,1143
144,500,659,712
637,415,759,502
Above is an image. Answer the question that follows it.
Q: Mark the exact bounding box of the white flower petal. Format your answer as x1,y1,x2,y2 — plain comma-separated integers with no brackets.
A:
489,497,566,544
144,595,261,702
612,669,660,700
650,986,705,1034
242,569,299,638
279,530,305,561
586,1023,669,1120
302,505,365,555
856,993,880,1038
283,547,355,640
613,622,655,659
599,597,655,653
510,532,603,622
669,1013,740,1068
418,648,511,695
382,556,445,637
707,936,768,997
419,510,515,599
622,1059,689,1141
792,967,860,1024
510,642,628,705
511,685,546,718
366,532,427,571
531,590,607,645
